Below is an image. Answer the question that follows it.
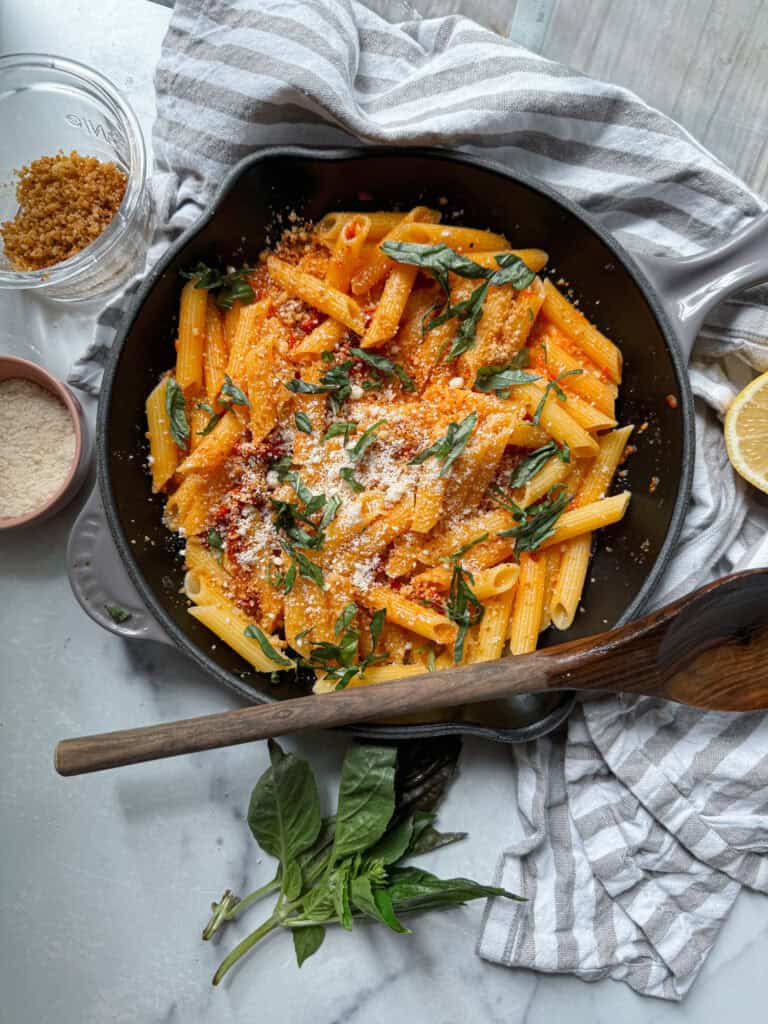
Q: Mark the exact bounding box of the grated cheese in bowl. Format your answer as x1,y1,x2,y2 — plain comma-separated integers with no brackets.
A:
0,378,76,519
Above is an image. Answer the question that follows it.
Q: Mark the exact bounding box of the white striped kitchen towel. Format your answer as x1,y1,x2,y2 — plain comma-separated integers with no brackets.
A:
68,0,768,1001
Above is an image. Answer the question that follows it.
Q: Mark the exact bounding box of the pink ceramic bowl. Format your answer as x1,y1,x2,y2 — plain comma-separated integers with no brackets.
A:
0,355,91,529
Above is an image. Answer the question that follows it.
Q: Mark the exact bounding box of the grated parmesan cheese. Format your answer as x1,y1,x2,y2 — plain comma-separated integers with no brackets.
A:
0,378,76,518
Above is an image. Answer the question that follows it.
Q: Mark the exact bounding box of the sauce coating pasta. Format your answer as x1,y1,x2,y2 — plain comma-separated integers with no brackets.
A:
145,209,632,691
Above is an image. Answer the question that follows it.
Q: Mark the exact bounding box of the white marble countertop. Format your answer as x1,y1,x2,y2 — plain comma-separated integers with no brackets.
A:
2,3,768,1022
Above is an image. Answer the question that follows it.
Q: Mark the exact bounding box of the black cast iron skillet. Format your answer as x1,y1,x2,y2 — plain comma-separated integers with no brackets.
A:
72,147,768,743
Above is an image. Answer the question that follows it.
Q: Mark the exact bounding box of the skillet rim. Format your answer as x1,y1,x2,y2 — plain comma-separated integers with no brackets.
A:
96,145,695,730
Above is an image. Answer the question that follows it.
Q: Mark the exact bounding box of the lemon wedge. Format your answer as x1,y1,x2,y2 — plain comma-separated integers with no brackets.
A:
724,370,768,494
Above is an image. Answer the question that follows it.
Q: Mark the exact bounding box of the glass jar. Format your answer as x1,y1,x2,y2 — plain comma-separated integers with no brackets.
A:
0,53,152,301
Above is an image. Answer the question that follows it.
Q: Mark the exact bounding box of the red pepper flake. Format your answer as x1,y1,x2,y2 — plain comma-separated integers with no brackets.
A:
363,305,376,327
665,394,678,409
300,312,321,334
619,444,637,465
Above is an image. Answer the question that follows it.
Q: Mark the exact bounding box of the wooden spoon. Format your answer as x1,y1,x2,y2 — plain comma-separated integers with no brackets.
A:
55,569,768,776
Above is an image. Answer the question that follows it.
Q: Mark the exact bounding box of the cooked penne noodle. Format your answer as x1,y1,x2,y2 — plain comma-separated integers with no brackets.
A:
411,470,445,534
549,426,633,630
361,263,418,347
542,279,622,384
204,298,229,404
176,410,243,475
223,302,241,349
145,377,179,491
364,586,457,645
518,383,599,457
188,399,210,449
325,214,371,292
550,534,592,630
267,255,366,334
398,222,510,252
509,552,547,655
188,602,292,672
535,334,617,415
577,425,634,505
293,318,347,360
226,299,270,391
517,453,573,508
350,206,440,295
246,326,277,444
473,587,516,662
184,539,231,591
413,561,519,600
539,491,631,549
553,391,617,432
315,211,405,246
540,546,562,631
176,280,208,390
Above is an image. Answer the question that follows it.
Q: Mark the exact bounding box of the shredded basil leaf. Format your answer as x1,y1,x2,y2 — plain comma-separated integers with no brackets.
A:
221,374,250,407
494,485,572,555
294,411,313,434
104,604,131,625
244,624,295,668
409,412,477,477
164,376,189,448
181,261,256,309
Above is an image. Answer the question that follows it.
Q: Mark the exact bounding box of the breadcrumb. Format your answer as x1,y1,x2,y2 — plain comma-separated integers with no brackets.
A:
1,150,127,271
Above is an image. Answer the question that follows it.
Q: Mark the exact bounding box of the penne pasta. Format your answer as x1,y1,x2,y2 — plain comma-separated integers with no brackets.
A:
542,279,622,384
267,255,366,334
293,318,347,360
350,206,441,295
146,207,632,693
364,586,457,645
361,263,418,348
538,491,631,549
145,377,179,491
315,211,405,247
176,410,243,476
324,214,371,292
176,280,208,390
226,298,270,391
509,552,547,655
413,561,519,600
204,298,229,404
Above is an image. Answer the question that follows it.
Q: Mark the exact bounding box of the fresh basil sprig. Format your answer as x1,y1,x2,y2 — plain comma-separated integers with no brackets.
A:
164,376,189,449
203,740,521,985
409,411,477,477
493,484,572,555
181,261,256,309
506,441,571,489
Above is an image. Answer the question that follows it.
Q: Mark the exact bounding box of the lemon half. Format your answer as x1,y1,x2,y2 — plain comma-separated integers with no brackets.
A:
724,370,768,495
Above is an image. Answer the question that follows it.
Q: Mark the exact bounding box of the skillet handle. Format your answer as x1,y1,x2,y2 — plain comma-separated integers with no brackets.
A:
632,210,768,362
67,485,175,646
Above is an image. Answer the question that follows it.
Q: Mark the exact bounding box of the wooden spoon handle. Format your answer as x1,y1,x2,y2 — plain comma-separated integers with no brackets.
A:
55,652,552,775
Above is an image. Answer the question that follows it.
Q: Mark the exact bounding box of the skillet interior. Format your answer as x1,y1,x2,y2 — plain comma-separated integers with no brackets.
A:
99,148,693,736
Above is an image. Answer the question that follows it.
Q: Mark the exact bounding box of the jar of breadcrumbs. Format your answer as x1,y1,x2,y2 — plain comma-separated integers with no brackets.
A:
0,54,152,300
